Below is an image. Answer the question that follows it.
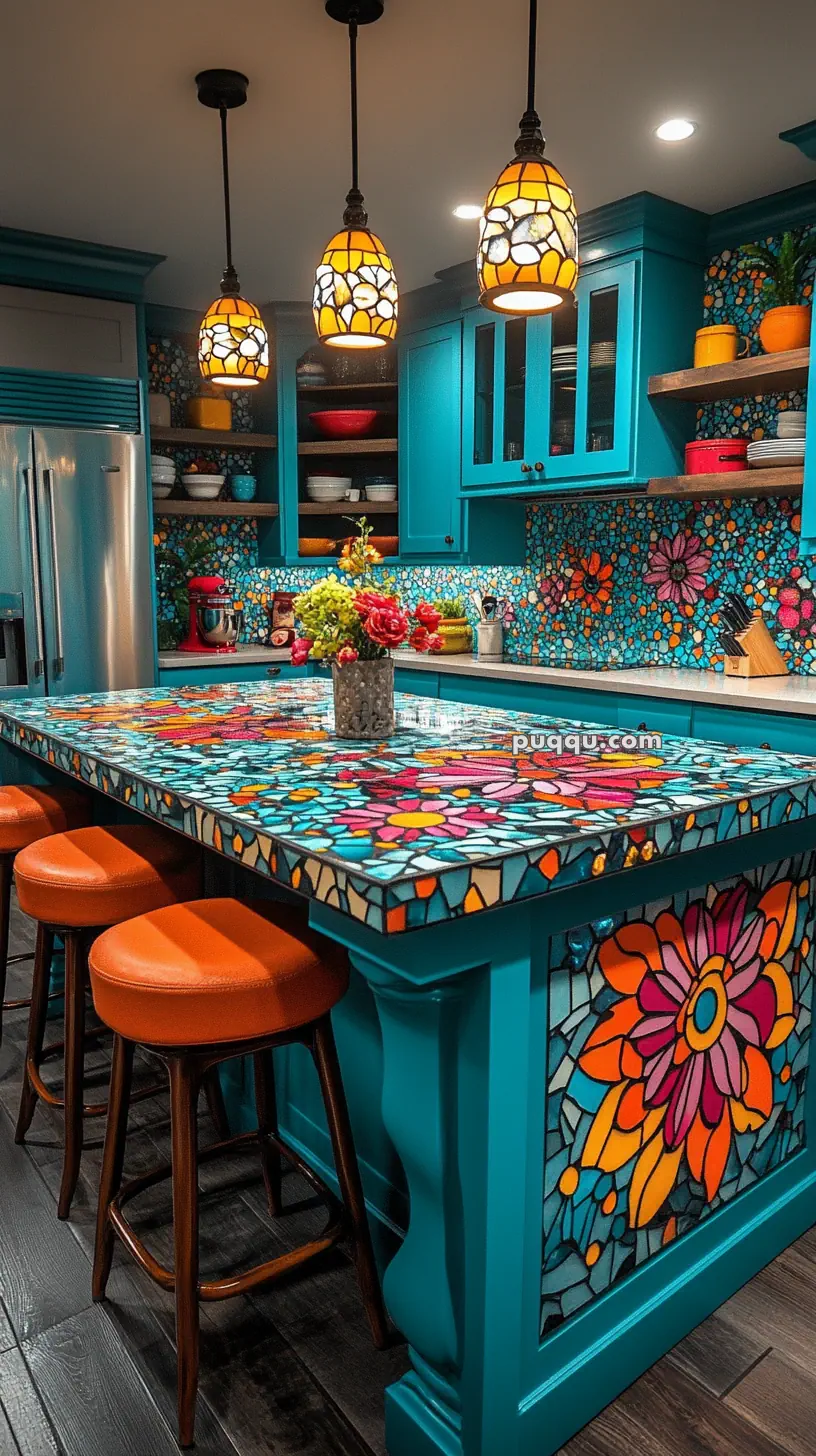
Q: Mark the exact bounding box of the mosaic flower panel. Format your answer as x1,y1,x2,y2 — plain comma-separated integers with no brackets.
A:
3,684,816,934
542,854,815,1337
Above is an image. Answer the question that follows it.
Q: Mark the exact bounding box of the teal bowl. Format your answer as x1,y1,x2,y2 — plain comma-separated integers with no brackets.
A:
230,474,257,501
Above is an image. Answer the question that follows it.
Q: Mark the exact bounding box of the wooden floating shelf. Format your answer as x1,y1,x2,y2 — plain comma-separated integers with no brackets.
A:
648,467,804,500
150,426,278,450
298,501,397,515
297,438,398,455
153,500,280,517
648,348,809,403
297,381,397,393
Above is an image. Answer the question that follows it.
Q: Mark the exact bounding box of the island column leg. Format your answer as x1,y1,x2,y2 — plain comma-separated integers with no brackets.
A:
356,941,535,1456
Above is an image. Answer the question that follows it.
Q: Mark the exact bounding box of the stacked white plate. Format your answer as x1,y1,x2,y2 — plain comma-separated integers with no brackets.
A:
590,341,616,368
150,453,175,498
552,345,577,377
306,475,351,502
181,472,225,500
747,439,806,470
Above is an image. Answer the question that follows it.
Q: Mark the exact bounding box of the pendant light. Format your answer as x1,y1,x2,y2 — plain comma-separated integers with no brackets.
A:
196,69,269,387
477,0,578,315
313,1,398,349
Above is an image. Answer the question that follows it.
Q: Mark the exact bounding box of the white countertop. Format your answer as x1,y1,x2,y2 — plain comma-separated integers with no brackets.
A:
159,644,292,670
391,650,816,718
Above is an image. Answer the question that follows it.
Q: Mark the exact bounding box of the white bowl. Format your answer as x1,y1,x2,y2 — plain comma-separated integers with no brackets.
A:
181,473,225,486
307,486,348,502
307,475,352,487
365,486,397,501
151,470,176,483
151,483,173,499
184,481,223,500
150,455,174,469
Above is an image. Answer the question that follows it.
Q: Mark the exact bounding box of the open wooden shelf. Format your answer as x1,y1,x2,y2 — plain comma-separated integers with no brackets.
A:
150,426,278,450
298,500,397,515
297,438,398,455
153,500,280,517
648,348,809,403
648,466,804,500
297,381,397,393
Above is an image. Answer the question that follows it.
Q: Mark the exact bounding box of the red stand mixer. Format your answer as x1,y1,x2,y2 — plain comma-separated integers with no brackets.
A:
178,575,243,654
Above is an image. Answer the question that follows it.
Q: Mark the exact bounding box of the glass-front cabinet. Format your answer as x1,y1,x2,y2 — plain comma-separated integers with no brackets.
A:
462,259,637,491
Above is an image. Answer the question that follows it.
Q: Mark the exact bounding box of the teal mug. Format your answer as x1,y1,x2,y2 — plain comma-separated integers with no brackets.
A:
230,474,257,501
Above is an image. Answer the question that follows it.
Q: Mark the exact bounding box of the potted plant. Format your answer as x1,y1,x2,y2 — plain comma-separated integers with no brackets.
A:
741,229,816,353
155,531,216,651
430,596,473,655
291,519,441,738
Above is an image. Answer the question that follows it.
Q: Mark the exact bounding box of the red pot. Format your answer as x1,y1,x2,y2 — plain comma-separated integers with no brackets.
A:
685,438,747,475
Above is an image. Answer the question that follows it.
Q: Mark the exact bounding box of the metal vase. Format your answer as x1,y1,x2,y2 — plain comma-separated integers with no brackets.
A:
331,656,395,739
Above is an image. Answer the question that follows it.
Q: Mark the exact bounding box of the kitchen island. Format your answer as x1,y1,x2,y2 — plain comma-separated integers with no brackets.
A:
2,679,816,1456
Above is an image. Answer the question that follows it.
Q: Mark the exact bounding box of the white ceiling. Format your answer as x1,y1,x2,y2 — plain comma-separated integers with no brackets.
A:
1,0,814,308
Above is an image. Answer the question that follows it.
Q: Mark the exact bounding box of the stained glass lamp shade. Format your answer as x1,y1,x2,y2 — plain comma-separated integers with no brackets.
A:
313,227,398,348
478,157,578,313
198,294,269,386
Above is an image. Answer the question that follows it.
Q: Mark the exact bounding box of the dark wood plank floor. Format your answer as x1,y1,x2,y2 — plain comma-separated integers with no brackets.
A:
1,893,815,1456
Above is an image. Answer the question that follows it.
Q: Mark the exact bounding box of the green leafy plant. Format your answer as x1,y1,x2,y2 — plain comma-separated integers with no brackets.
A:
155,532,217,646
740,229,816,308
433,595,467,619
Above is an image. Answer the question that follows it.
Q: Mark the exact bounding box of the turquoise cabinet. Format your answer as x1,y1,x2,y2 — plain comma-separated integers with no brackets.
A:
617,693,693,737
394,667,440,697
798,301,816,555
398,321,462,555
158,662,304,688
690,704,816,754
460,195,707,496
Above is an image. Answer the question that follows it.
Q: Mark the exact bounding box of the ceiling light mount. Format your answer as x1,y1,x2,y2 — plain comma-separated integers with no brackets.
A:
325,0,384,22
195,68,249,113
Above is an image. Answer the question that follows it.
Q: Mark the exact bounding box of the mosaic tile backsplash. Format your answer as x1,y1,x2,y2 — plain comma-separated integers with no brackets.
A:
152,225,816,673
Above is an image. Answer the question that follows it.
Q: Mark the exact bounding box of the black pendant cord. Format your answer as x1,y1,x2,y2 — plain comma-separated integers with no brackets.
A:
516,0,545,158
343,5,368,226
219,104,240,294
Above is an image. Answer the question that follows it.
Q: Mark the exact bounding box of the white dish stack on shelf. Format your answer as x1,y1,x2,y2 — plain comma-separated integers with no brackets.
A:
552,344,577,378
306,475,352,502
150,454,175,499
747,410,806,470
181,472,226,500
589,340,616,369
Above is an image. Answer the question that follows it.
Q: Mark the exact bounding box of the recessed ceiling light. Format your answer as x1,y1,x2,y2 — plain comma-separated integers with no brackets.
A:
453,204,483,220
655,118,696,142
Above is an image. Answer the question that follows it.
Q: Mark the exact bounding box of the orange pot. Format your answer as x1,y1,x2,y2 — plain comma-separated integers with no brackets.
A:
758,304,811,354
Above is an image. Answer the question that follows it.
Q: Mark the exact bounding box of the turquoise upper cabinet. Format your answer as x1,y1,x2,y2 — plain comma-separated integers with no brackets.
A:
399,320,462,555
798,302,816,554
460,194,708,496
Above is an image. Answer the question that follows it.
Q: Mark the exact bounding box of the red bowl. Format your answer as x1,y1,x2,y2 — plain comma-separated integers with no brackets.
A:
310,409,378,439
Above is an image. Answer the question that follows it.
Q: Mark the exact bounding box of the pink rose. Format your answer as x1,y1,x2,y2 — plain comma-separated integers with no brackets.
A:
414,601,441,632
336,645,359,666
364,605,410,648
290,636,313,666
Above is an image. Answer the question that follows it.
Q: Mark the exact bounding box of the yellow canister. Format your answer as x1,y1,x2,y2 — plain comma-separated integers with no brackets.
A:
186,395,233,431
432,618,473,654
694,324,749,368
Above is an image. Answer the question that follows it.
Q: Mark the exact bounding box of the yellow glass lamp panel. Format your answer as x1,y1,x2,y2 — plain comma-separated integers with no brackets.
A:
477,157,578,315
198,295,270,387
313,227,399,348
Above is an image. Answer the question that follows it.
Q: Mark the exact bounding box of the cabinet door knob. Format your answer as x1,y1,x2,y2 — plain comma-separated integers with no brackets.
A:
534,461,544,472
520,462,532,473
444,534,454,544
760,741,771,750
267,667,282,677
637,722,647,731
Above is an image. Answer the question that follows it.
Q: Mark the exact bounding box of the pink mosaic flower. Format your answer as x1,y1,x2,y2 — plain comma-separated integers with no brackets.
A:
644,533,711,606
777,583,815,635
334,795,503,844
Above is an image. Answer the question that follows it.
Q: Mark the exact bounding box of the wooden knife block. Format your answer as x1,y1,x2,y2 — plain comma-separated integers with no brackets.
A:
723,611,789,679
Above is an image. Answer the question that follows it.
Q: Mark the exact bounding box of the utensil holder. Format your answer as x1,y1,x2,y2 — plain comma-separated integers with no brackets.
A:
723,611,789,679
477,621,503,662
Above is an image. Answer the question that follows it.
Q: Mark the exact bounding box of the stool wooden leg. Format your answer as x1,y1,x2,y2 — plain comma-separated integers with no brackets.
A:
93,1034,135,1302
0,855,11,1048
169,1055,201,1449
253,1048,282,1216
15,924,55,1142
202,1067,230,1141
312,1017,389,1349
58,932,87,1220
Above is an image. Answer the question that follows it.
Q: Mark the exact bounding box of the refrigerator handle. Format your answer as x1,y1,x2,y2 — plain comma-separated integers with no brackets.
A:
42,469,65,678
22,467,46,680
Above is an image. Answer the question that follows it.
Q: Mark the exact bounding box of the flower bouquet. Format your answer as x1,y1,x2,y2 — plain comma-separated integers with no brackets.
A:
291,520,441,738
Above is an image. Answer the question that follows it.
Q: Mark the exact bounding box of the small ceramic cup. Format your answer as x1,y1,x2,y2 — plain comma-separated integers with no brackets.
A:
694,324,749,368
230,474,257,501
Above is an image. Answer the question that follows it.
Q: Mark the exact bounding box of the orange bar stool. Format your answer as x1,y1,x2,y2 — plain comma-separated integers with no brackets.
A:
14,823,202,1218
89,897,388,1449
0,784,92,1049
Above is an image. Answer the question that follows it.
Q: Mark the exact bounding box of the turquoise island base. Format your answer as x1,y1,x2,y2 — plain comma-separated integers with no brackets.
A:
3,679,816,1456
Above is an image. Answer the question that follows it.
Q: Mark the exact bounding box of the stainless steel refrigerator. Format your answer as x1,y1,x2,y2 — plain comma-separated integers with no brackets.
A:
0,426,154,699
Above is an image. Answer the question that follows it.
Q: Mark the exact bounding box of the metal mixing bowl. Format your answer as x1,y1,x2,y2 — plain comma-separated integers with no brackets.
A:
196,605,243,647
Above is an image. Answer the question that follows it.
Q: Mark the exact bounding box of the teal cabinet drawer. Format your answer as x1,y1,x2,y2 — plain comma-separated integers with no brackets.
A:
395,668,439,697
691,704,816,755
436,671,618,726
617,694,692,738
158,663,303,688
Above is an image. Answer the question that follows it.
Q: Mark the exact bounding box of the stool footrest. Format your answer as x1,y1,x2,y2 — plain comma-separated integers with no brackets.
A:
109,1127,345,1302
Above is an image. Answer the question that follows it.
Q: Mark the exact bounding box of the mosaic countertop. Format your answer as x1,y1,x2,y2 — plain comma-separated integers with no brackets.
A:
3,681,816,935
